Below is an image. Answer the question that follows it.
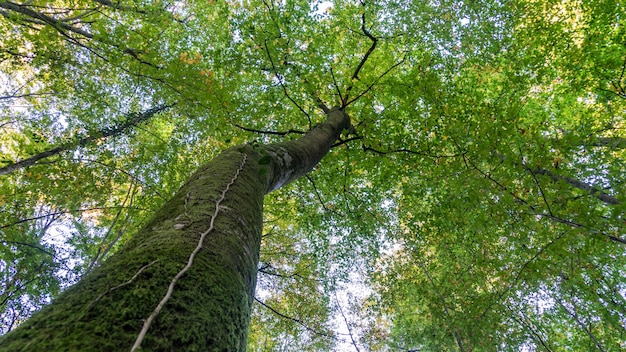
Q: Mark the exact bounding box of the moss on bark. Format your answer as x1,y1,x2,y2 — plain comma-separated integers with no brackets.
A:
0,109,350,351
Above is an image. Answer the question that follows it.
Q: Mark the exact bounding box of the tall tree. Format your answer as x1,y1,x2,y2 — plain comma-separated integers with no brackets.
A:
0,107,350,351
1,0,625,351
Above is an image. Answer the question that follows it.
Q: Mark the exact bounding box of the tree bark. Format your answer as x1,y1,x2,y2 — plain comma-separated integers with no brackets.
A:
0,108,350,351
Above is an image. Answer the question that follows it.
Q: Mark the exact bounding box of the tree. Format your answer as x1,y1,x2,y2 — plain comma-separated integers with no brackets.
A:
1,0,625,351
0,106,350,351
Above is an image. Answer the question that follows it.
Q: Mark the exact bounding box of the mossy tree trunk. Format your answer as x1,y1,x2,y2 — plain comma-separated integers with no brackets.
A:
0,108,351,351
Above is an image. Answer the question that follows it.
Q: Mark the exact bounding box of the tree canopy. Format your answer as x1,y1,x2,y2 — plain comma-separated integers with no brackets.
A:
1,0,625,350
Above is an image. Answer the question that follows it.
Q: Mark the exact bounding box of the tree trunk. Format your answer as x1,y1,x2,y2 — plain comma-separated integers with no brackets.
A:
0,108,350,351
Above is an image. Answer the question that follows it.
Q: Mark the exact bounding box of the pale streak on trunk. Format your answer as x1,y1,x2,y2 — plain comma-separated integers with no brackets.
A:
0,109,350,351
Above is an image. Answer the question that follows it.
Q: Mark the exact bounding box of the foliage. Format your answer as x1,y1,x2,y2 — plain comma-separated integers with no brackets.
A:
1,0,625,350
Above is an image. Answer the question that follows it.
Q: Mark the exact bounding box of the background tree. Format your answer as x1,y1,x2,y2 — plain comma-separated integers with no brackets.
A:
1,0,625,351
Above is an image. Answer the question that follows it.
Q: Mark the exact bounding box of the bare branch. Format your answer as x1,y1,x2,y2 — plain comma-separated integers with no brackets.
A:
254,297,335,339
0,92,54,101
416,259,465,352
343,11,378,106
479,232,565,320
262,39,312,125
84,184,137,274
345,54,406,107
0,1,94,38
589,137,626,149
0,1,161,68
350,13,378,82
330,66,346,106
555,297,606,352
258,263,322,283
305,174,339,214
334,291,361,352
361,143,464,159
234,123,305,136
0,240,54,256
0,205,146,229
331,136,362,148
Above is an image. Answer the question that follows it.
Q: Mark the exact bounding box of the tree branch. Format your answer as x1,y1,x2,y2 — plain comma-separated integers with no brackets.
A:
350,13,377,82
555,297,606,352
334,291,361,352
0,1,94,38
345,54,406,107
589,137,626,149
0,1,162,68
343,9,378,106
416,259,465,352
0,104,172,176
331,136,362,148
305,174,339,214
531,168,619,205
0,205,146,229
262,39,311,125
254,297,334,339
234,123,305,136
361,143,464,159
466,156,626,245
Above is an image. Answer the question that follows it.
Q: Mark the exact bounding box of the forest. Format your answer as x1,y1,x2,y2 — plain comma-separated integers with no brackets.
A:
0,0,625,351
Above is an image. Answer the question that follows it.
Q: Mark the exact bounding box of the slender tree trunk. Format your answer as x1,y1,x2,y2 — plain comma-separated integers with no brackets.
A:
0,108,350,351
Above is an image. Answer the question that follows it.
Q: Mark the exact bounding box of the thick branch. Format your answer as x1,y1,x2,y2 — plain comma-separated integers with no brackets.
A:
350,14,377,82
589,137,626,149
532,168,619,205
0,1,161,68
0,104,172,176
0,1,94,39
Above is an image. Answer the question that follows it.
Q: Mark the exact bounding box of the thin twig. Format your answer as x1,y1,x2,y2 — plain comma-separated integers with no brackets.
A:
85,184,138,274
330,67,346,106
